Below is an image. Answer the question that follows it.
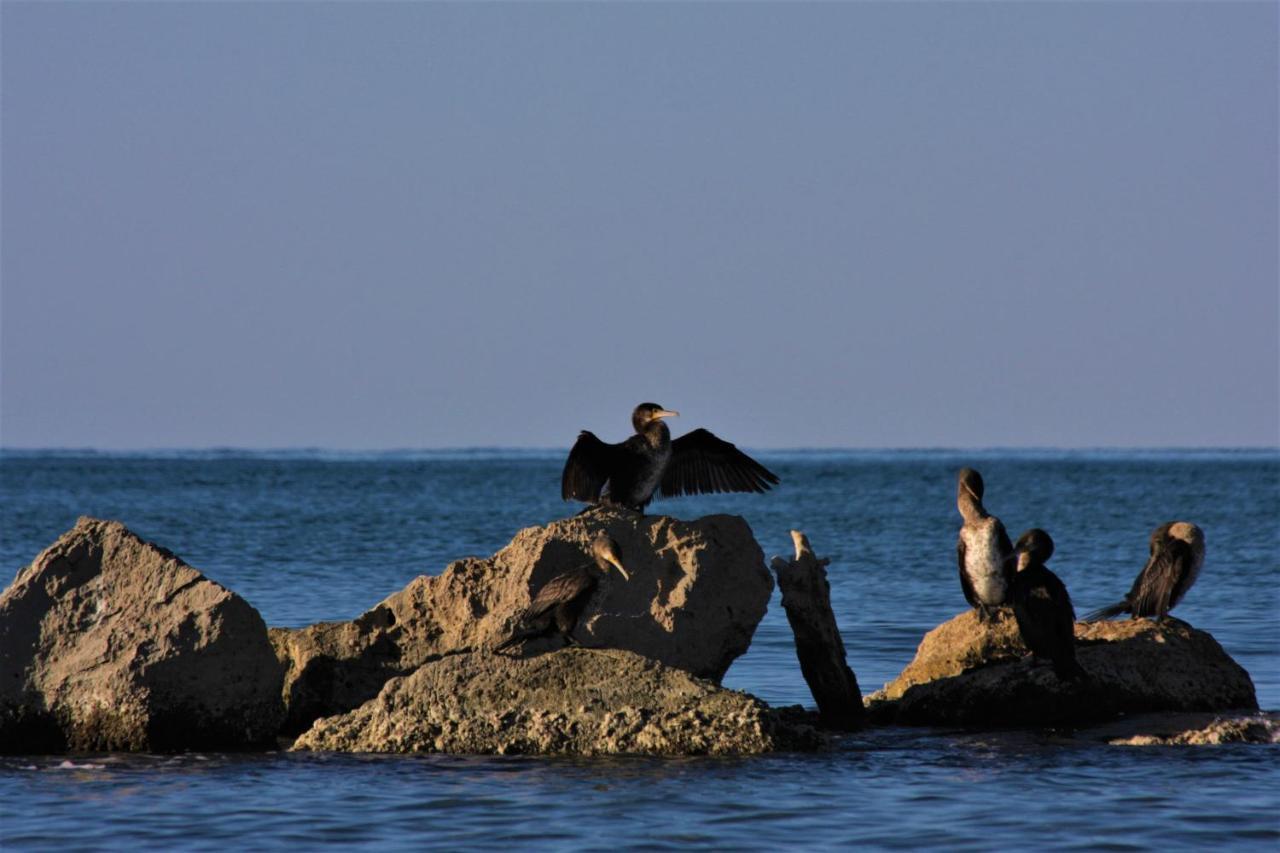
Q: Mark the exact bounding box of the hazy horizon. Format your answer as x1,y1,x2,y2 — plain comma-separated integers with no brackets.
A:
3,2,1277,450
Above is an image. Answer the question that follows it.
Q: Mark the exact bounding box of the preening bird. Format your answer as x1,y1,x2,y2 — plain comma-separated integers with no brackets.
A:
1085,522,1205,621
955,467,1015,622
561,403,779,512
493,532,630,653
1010,528,1086,681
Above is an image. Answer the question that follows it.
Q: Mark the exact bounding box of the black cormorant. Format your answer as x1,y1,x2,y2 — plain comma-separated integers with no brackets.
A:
494,533,630,652
1084,522,1205,621
1011,528,1086,681
561,403,779,511
955,467,1015,622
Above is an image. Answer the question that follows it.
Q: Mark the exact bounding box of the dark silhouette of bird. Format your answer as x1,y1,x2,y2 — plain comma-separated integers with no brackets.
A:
955,467,1015,622
561,403,779,511
1011,528,1086,681
494,533,630,653
1085,522,1205,621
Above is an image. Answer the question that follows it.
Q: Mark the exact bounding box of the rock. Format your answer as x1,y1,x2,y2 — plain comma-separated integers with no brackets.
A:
1079,711,1280,746
866,610,1257,726
0,518,284,753
272,507,773,734
291,647,823,755
1100,712,1280,742
771,531,863,729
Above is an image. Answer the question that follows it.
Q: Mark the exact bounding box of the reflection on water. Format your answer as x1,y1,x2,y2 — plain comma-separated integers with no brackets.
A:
1,451,1278,848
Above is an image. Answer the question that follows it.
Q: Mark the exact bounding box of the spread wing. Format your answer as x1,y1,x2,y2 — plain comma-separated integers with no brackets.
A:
526,569,593,619
659,428,779,498
561,431,618,502
1129,539,1192,617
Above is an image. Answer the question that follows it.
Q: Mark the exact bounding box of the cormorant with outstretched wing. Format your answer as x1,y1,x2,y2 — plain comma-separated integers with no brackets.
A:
561,403,778,511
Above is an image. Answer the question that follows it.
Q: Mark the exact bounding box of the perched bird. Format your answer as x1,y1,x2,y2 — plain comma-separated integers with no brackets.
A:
494,533,630,653
561,403,779,512
955,467,1015,622
1085,522,1205,621
1011,528,1086,681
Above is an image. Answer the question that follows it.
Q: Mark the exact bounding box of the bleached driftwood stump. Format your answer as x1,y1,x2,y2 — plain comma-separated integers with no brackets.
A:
771,531,864,730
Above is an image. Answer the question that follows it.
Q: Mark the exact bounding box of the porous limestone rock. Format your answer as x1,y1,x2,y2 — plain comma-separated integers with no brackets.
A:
1105,712,1280,746
272,507,774,734
0,518,284,753
291,647,822,756
866,609,1257,726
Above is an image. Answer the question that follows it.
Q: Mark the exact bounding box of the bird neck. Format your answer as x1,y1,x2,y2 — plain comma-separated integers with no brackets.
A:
639,420,671,449
958,492,987,523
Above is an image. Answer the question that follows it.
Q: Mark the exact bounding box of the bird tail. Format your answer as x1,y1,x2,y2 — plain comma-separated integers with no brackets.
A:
1083,600,1129,622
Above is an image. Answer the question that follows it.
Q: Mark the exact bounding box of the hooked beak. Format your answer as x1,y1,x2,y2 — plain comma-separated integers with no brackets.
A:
605,555,631,581
652,409,679,421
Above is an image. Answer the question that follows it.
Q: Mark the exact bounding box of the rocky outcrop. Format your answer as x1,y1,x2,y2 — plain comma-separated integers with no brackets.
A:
867,610,1257,726
291,647,822,756
272,507,773,734
0,518,284,753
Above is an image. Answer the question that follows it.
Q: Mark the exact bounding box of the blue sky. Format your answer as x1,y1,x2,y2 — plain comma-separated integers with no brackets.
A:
2,2,1276,449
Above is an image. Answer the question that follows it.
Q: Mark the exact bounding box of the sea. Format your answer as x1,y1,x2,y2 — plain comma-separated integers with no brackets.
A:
1,449,1277,850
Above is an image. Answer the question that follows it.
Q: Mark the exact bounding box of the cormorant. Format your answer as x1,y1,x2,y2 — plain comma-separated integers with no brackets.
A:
1084,522,1205,621
494,532,630,652
1011,528,1086,681
955,467,1015,622
561,403,779,511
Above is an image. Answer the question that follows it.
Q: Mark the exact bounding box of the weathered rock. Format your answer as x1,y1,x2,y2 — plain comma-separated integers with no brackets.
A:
866,610,1257,726
291,647,823,755
1105,712,1274,742
771,531,863,730
0,518,284,753
1079,711,1280,746
271,507,773,734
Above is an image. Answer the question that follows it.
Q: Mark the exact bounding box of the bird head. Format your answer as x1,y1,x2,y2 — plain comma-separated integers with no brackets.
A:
631,403,679,433
1014,527,1054,570
591,532,630,581
957,467,985,502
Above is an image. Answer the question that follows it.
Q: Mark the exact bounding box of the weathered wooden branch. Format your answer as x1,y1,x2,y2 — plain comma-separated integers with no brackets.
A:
770,530,864,730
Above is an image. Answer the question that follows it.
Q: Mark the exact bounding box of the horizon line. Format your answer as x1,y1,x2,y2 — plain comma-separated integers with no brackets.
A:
3,444,1277,455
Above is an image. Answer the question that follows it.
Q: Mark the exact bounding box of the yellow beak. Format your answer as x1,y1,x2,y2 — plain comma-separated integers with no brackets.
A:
605,555,631,581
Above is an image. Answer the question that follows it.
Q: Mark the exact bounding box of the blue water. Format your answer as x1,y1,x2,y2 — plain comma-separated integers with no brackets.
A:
2,450,1278,849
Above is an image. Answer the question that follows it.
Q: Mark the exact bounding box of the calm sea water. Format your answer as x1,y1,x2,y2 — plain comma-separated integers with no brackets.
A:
2,450,1278,849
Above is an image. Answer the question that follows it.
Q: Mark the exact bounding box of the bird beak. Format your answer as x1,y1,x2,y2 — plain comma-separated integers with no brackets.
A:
606,556,631,581
652,410,679,420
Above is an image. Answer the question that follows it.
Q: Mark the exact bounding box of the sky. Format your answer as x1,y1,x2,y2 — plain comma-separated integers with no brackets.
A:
1,1,1276,450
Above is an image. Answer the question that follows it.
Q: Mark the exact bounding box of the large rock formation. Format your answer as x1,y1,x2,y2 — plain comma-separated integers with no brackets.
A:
867,609,1257,726
272,507,773,734
0,518,284,753
292,647,822,755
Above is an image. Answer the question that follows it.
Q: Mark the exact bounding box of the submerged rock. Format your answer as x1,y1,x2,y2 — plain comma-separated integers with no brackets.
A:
291,647,822,756
1105,712,1274,742
0,518,284,753
867,609,1257,726
272,507,773,734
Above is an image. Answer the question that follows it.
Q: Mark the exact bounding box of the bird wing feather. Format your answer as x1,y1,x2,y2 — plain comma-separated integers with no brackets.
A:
527,570,593,619
659,428,779,497
1130,539,1191,617
561,431,617,501
957,536,979,608
995,519,1015,588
